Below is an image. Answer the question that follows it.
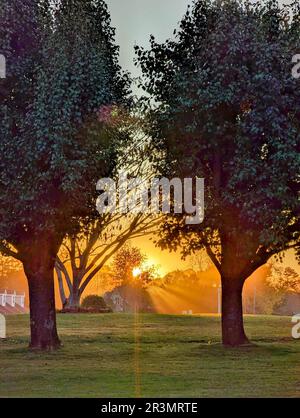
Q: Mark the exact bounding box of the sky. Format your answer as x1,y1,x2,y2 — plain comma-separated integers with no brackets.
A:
106,0,192,83
105,0,299,275
106,0,290,81
45,0,289,82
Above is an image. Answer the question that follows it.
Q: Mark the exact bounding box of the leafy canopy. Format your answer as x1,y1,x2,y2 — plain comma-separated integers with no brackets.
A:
0,0,130,254
137,0,300,275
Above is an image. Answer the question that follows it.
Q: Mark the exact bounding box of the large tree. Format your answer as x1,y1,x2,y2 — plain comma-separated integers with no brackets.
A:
137,0,300,346
0,0,130,349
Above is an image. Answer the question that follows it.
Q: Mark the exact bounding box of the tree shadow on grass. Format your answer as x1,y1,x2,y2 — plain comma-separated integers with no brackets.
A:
195,339,298,358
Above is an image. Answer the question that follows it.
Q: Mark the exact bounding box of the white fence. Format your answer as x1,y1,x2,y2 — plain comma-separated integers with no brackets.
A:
0,290,25,308
0,54,6,79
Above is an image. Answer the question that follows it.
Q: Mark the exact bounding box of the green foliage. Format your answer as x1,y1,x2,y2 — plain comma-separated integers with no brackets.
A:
137,0,300,275
0,0,131,251
81,294,107,310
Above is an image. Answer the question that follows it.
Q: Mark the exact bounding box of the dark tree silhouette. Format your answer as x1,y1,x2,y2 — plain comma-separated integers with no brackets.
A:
137,0,300,346
0,0,130,350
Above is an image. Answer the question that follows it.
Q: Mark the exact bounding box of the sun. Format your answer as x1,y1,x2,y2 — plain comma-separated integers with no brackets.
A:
132,267,142,278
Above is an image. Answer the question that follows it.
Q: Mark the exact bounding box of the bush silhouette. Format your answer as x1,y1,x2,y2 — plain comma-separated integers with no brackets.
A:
81,295,108,311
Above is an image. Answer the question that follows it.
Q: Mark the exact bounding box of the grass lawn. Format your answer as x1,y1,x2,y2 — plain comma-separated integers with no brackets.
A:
0,313,299,398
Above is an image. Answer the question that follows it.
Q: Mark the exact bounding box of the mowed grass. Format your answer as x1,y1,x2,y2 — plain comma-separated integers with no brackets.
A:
0,313,300,398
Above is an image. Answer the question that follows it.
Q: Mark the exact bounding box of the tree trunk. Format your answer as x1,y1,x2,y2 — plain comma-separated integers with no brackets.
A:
23,235,61,351
221,276,250,347
55,262,82,312
63,288,81,311
56,266,67,308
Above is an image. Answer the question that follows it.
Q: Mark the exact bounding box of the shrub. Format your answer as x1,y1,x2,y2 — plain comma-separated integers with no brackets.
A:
81,295,108,311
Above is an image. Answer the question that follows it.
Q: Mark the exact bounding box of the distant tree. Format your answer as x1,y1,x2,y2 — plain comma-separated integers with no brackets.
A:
111,244,157,288
267,264,300,292
112,245,145,284
157,269,201,288
138,265,158,288
55,213,156,310
137,0,300,345
189,250,212,272
251,264,300,314
0,255,22,286
0,0,130,349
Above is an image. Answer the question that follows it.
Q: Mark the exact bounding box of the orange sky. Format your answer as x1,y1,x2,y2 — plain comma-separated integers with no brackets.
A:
132,235,300,276
133,236,190,276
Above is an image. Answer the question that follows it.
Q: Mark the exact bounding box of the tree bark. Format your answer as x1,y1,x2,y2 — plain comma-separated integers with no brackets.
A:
63,287,81,311
22,234,61,351
56,266,67,308
221,275,250,347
